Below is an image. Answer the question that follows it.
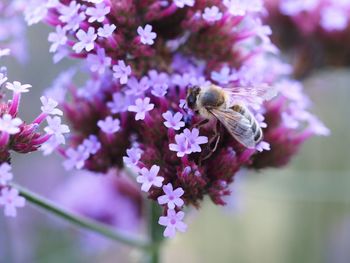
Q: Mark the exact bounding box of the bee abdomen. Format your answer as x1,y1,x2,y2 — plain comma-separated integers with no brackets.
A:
231,104,263,144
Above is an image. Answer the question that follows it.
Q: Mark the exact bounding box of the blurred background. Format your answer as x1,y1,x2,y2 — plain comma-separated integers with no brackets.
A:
0,21,349,263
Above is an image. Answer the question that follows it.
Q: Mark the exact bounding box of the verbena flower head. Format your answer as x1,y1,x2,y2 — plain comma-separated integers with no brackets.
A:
264,0,350,75
26,0,328,238
0,66,68,217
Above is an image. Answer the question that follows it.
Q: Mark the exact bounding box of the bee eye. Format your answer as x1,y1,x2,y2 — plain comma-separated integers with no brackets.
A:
186,94,197,109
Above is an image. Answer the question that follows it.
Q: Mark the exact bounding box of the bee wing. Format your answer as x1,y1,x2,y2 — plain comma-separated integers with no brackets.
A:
209,108,256,148
224,85,277,106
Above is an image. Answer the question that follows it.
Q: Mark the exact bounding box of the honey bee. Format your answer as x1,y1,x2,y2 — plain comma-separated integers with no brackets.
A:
186,84,273,149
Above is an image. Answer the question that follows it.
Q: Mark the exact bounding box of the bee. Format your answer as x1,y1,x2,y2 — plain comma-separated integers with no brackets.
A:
186,84,273,149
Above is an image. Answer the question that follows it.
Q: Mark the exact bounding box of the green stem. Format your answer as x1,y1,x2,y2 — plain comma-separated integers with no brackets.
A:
11,183,153,250
147,201,164,263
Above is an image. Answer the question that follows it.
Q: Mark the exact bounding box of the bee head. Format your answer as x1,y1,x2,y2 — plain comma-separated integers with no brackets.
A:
186,86,201,110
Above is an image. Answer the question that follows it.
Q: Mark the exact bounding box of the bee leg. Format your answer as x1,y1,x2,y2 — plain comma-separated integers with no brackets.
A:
194,119,209,129
200,122,220,162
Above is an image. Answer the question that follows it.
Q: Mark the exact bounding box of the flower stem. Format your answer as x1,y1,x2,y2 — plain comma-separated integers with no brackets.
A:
147,201,164,263
11,182,153,250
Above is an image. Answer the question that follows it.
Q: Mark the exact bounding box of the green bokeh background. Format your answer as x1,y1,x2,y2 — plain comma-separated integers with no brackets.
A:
0,24,349,263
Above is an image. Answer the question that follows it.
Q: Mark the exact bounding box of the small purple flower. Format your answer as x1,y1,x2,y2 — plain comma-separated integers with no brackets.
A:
136,165,164,192
73,27,97,53
151,84,168,97
48,26,67,53
158,209,187,238
6,81,32,93
0,188,26,217
86,3,111,23
126,77,150,96
63,145,90,170
137,24,157,45
83,135,101,155
44,116,70,144
58,1,81,23
128,97,154,121
87,48,112,75
256,141,270,152
40,96,63,116
107,92,129,113
148,70,169,87
183,128,208,153
123,147,142,168
211,66,235,84
0,163,13,186
41,136,62,156
162,111,185,130
173,0,195,8
169,133,191,157
0,114,23,135
320,6,348,31
97,116,121,134
157,183,184,209
202,6,223,23
97,24,116,38
0,48,11,58
113,60,132,85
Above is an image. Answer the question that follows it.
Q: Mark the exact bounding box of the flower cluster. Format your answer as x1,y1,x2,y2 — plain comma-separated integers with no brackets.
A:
0,68,69,217
25,0,327,237
264,0,350,76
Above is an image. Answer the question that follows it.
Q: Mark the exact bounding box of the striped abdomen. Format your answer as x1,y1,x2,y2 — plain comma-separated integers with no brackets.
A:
231,104,263,144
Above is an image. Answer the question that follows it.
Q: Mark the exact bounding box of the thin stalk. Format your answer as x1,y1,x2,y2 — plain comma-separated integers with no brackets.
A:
11,183,153,250
147,201,164,263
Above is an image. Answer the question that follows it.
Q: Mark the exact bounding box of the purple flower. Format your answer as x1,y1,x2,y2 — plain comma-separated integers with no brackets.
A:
151,84,168,97
0,163,13,186
123,147,142,169
202,6,223,23
169,133,191,157
320,6,348,31
137,24,157,45
97,116,121,134
44,116,70,144
256,141,271,152
158,209,187,238
148,70,169,87
40,96,63,116
0,114,22,135
73,27,97,53
174,0,195,8
0,188,26,217
58,1,81,24
107,92,129,113
126,77,150,96
48,26,67,53
183,128,208,153
6,81,32,93
157,183,184,209
128,97,154,121
41,136,62,156
162,111,185,130
87,48,112,75
211,66,235,84
136,165,164,192
83,135,101,155
97,24,116,38
113,60,132,84
86,3,110,23
63,145,90,170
